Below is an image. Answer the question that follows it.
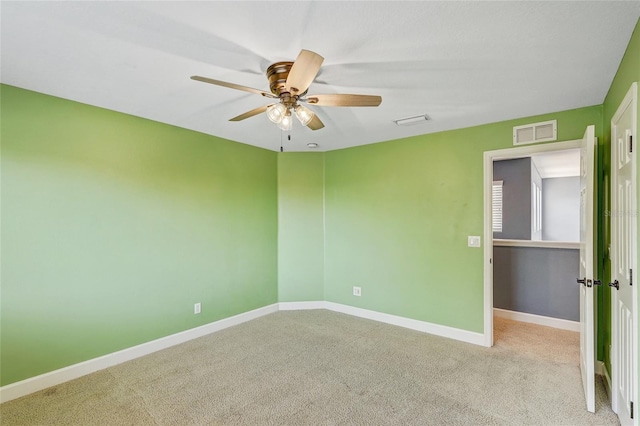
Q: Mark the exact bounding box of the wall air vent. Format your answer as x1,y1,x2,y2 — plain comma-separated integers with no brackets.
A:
513,120,557,146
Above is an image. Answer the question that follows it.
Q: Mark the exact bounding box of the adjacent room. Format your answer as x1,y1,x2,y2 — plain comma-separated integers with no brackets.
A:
493,149,582,328
1,2,639,425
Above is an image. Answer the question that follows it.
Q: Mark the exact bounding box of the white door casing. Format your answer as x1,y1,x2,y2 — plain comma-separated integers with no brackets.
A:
579,125,596,413
611,82,637,426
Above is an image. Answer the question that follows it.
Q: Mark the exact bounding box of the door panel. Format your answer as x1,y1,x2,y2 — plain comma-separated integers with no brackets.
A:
579,125,596,413
611,84,636,426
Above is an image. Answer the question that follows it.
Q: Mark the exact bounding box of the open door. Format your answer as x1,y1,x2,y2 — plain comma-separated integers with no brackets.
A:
578,124,596,413
610,83,636,426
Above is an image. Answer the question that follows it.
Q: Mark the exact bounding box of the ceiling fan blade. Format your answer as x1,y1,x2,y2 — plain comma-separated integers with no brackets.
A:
306,114,325,131
305,94,382,107
285,50,324,95
229,104,273,122
191,76,278,99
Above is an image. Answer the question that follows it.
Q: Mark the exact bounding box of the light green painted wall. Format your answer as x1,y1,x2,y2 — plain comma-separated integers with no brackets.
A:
0,85,278,386
277,153,324,302
601,17,640,395
324,106,602,333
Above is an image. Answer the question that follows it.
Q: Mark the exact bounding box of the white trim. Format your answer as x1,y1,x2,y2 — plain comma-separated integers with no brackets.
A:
493,308,580,332
484,139,584,349
488,139,582,161
484,150,495,347
493,239,580,249
0,303,279,403
324,302,485,346
281,301,485,346
278,301,325,310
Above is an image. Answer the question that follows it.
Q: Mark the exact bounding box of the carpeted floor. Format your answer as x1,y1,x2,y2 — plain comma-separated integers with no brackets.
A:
0,310,619,425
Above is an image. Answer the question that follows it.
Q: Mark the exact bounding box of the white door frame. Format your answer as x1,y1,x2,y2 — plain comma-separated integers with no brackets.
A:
483,139,582,347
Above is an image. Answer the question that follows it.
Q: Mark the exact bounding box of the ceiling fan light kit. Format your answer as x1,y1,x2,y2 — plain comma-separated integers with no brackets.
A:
266,103,287,123
191,49,382,133
277,111,293,131
294,104,314,126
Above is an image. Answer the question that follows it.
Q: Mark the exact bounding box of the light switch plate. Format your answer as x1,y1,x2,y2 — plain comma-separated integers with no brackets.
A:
468,236,481,248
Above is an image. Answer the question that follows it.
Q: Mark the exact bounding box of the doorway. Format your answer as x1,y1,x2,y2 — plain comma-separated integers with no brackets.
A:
484,128,599,413
491,150,581,331
482,139,583,347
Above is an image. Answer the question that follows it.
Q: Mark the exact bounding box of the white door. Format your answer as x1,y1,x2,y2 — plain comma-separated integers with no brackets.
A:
579,124,596,413
611,83,637,426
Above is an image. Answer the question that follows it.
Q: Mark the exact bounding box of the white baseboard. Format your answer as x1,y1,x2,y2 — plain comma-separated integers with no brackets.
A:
278,301,326,310
493,308,580,332
0,303,279,404
1,301,486,403
279,301,484,346
324,302,486,346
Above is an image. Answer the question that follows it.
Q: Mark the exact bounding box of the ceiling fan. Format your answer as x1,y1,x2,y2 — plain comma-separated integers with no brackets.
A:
191,49,382,131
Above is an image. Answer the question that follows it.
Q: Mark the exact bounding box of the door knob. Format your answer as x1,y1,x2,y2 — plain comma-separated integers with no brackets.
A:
609,280,619,290
577,277,586,285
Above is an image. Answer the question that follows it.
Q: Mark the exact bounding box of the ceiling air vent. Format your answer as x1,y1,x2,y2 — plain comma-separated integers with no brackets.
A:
513,120,557,146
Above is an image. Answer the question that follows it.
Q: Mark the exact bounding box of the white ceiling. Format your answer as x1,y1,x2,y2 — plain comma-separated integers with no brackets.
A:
532,149,581,178
2,2,639,152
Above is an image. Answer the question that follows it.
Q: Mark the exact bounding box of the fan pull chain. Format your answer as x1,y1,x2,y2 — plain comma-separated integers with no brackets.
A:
279,131,291,153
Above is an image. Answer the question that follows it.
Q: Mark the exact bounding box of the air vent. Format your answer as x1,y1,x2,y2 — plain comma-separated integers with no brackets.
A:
393,114,430,126
513,120,557,145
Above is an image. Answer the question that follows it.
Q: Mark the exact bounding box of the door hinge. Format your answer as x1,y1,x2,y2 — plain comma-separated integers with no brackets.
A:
631,269,634,286
631,400,634,419
630,135,633,153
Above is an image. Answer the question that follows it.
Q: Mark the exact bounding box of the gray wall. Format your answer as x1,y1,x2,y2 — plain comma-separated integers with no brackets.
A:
493,246,579,321
542,177,580,242
493,158,531,240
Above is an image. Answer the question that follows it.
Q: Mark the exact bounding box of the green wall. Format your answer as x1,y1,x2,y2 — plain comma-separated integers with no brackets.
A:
0,85,278,386
324,106,602,333
277,153,325,301
601,17,640,397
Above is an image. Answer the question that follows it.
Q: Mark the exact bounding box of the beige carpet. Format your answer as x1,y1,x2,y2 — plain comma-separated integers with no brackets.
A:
0,310,619,425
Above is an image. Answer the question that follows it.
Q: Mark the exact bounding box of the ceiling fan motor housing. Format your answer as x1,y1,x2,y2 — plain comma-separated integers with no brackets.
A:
267,62,306,98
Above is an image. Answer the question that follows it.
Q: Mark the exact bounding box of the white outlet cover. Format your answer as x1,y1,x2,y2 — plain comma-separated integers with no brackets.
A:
194,303,201,314
353,286,362,296
468,236,481,248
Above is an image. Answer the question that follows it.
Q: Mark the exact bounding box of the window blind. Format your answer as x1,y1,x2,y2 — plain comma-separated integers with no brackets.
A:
492,180,503,232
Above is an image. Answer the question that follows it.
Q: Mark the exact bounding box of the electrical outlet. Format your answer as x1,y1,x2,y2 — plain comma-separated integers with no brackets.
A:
353,286,361,297
194,302,201,314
